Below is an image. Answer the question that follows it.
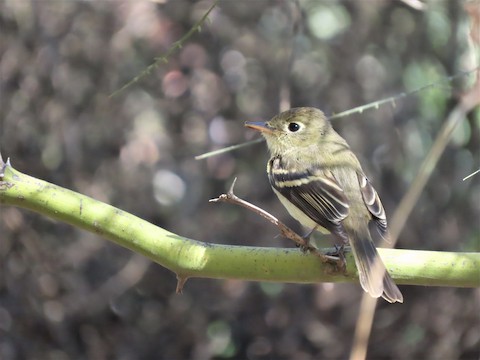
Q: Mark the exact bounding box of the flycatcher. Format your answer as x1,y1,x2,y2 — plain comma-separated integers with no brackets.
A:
245,107,403,303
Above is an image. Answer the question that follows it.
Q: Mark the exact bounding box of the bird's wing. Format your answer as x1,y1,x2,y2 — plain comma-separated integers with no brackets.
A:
268,158,350,231
357,172,388,240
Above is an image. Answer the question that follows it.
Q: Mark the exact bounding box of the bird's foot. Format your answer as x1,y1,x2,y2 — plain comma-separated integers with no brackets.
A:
296,226,318,253
326,244,347,272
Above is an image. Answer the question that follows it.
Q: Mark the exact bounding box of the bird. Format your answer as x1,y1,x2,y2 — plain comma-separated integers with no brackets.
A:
245,107,403,303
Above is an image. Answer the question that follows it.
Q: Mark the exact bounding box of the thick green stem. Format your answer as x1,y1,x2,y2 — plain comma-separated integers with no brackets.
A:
1,158,479,288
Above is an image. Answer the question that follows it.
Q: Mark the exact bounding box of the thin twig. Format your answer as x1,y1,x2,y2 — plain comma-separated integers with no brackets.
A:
329,67,479,120
110,1,219,98
195,138,264,160
463,169,480,181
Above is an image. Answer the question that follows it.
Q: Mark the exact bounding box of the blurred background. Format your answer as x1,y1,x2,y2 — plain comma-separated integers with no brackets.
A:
1,0,479,359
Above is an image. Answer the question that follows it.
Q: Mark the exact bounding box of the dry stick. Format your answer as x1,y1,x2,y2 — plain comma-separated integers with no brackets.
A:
349,74,480,360
209,178,342,265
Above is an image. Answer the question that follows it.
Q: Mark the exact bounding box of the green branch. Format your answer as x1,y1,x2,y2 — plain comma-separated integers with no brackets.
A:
0,156,479,290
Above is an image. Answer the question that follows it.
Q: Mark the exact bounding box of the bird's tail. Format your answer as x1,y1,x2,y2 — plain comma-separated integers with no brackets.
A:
348,227,403,303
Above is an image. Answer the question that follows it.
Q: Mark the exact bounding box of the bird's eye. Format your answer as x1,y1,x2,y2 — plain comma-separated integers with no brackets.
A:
288,122,301,132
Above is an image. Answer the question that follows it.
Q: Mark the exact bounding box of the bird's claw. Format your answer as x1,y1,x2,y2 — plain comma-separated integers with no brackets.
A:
326,244,347,271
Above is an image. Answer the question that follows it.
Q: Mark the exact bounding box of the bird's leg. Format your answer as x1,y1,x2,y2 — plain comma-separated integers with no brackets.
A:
303,226,318,243
326,244,347,272
297,226,318,253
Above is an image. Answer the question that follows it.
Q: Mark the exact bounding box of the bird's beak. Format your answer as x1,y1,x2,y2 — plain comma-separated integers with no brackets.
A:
244,121,273,134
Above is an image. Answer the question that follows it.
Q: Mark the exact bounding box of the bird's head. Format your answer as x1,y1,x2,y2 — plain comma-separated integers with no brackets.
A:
245,107,332,155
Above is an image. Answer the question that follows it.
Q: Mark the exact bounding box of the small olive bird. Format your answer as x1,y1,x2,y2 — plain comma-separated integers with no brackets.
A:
245,107,403,303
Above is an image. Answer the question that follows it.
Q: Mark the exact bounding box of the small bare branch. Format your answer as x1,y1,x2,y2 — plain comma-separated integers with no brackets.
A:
463,169,480,181
210,179,342,265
